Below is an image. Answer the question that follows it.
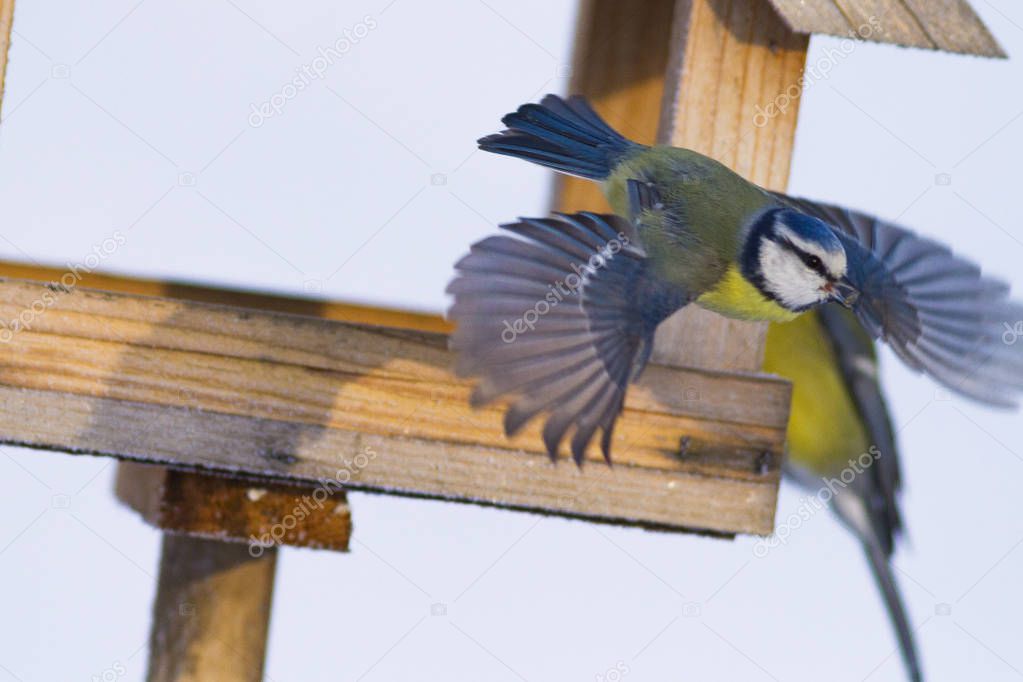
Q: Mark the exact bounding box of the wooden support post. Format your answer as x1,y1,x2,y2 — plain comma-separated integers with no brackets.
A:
559,0,808,372
147,533,277,682
116,459,350,680
0,0,13,104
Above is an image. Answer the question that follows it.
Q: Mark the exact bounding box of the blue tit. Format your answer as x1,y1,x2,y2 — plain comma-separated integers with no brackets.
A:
765,307,920,682
447,94,1023,463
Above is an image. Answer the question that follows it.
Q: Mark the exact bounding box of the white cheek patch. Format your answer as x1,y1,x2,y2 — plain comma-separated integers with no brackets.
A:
758,240,830,309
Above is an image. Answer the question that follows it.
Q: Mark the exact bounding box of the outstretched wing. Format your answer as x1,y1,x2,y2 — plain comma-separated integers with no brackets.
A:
775,193,1023,407
447,206,690,464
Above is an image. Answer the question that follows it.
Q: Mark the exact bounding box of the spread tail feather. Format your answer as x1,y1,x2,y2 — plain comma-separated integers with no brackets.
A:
477,94,641,180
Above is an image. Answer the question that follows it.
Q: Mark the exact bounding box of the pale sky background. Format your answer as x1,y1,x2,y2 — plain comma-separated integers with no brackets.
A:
1,1,1023,681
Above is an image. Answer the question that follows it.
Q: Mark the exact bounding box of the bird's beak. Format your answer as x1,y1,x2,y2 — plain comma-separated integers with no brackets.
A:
829,277,859,309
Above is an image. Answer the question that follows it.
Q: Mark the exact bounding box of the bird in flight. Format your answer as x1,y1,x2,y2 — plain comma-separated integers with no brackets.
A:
447,94,1023,464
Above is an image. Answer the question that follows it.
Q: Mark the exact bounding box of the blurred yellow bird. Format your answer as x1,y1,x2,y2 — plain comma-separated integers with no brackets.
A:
764,307,920,682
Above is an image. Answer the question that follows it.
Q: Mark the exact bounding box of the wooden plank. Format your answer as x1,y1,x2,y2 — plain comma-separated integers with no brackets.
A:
0,265,403,551
769,0,1005,57
0,278,787,534
116,462,351,551
0,386,782,535
831,0,933,48
766,0,852,36
554,0,677,214
147,534,276,682
558,0,807,374
0,0,13,109
0,258,449,333
901,0,1005,57
661,0,807,190
0,279,786,467
650,0,809,373
0,268,394,551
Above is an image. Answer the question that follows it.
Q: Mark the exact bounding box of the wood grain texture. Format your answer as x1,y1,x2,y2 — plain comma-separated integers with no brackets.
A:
147,534,276,682
768,0,1005,57
901,0,1005,57
116,462,351,551
660,0,808,372
0,258,449,333
0,0,13,108
831,0,932,46
555,0,677,215
766,0,851,36
0,278,788,534
0,261,419,553
556,0,807,374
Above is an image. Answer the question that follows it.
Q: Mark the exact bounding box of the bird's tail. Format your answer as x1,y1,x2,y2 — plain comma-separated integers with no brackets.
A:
477,95,642,180
864,542,923,682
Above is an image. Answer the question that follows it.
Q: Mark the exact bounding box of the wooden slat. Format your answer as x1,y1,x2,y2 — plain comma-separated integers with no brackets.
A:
652,0,809,373
766,0,852,36
0,259,449,333
661,0,808,189
0,278,787,534
554,0,677,215
116,462,351,551
831,0,933,47
556,0,807,374
0,268,405,551
901,0,1006,57
0,0,13,108
768,0,1005,57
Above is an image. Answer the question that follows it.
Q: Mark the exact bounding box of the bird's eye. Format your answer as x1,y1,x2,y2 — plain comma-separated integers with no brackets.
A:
804,255,823,271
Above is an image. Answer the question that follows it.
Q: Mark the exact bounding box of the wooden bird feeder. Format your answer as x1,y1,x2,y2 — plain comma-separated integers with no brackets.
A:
0,0,1001,679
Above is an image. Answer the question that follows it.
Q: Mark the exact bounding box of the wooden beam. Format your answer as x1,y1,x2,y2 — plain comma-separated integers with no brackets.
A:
0,258,448,333
0,0,13,107
767,0,1006,58
116,462,351,551
556,0,808,373
900,0,1005,57
147,534,276,682
555,0,677,215
0,277,787,535
656,0,809,372
661,0,808,191
0,264,357,550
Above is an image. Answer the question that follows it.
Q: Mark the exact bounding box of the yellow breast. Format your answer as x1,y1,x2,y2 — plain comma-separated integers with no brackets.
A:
696,266,798,323
763,312,871,475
